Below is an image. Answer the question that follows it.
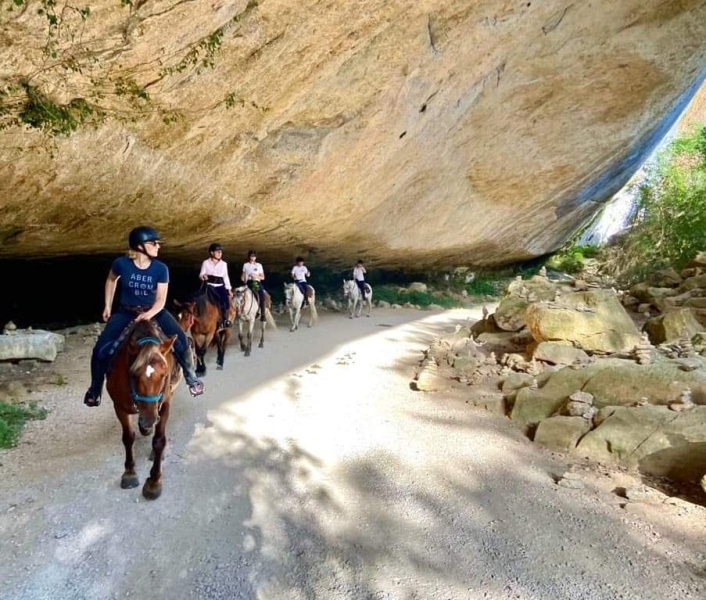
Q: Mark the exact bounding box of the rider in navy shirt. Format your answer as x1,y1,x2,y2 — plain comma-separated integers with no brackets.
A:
83,226,204,407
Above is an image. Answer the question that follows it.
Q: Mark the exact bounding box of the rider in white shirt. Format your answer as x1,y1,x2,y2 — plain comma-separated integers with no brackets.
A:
242,249,267,322
291,257,311,306
353,259,367,300
199,243,233,327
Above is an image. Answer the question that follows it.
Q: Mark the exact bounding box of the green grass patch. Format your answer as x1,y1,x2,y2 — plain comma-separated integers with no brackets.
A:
0,401,47,448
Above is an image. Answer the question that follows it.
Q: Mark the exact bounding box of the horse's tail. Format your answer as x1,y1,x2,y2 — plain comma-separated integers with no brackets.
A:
265,308,278,330
310,296,319,323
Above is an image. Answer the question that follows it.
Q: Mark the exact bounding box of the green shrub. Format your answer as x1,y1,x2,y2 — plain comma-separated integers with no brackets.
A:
612,125,706,280
0,401,47,448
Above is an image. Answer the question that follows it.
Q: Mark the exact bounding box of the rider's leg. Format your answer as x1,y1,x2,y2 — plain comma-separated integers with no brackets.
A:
217,287,232,327
85,310,133,406
297,281,308,306
356,280,367,300
154,310,204,396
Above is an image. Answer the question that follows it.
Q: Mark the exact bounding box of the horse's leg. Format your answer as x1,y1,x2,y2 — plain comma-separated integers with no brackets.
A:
367,298,372,317
245,318,253,356
194,335,207,376
216,331,226,370
238,320,246,352
289,306,295,332
116,408,139,489
348,298,354,319
143,401,170,500
259,318,265,348
294,306,301,331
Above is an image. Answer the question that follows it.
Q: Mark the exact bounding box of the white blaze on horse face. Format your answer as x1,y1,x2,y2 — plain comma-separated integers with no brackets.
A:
146,365,155,378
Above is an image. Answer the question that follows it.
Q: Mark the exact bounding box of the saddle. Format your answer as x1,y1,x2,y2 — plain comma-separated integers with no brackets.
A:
105,320,167,374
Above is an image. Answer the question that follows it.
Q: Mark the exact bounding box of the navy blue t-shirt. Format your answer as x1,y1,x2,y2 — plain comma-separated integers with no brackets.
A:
111,256,169,307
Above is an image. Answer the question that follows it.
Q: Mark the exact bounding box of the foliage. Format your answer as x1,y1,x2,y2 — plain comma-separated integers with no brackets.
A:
0,401,47,448
609,125,706,281
17,84,97,136
546,244,601,274
373,286,463,308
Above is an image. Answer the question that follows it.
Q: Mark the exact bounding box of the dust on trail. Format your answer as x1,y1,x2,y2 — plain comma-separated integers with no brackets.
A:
0,309,704,600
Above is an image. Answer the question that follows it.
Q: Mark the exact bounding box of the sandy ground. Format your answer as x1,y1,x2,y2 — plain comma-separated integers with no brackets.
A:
0,308,705,600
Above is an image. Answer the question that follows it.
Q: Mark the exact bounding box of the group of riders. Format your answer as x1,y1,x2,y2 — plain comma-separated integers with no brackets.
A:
83,226,370,408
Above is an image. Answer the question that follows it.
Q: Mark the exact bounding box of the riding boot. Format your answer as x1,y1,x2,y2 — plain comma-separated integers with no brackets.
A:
174,345,205,396
84,347,109,406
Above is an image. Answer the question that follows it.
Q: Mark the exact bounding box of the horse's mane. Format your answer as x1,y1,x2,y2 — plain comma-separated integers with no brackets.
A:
129,322,165,376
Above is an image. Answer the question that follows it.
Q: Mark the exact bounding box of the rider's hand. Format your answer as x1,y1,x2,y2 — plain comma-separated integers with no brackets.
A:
135,312,152,322
201,275,208,281
102,307,111,322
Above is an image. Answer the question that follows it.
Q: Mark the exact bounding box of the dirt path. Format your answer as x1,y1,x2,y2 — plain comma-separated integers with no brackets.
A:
1,308,705,600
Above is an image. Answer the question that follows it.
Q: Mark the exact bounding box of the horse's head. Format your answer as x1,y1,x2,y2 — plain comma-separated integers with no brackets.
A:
342,279,353,298
128,323,177,432
284,283,294,306
233,286,247,312
174,300,196,332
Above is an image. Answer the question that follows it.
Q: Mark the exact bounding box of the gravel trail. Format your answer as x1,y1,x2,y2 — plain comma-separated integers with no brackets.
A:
0,308,704,600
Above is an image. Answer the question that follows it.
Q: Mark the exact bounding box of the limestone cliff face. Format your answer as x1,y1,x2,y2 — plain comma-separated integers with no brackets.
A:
1,0,706,268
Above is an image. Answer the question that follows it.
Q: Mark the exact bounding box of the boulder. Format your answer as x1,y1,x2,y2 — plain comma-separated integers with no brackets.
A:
505,276,558,302
679,274,706,292
413,359,448,392
471,314,502,337
577,405,706,484
687,252,706,269
475,332,529,356
525,289,641,354
532,342,590,366
642,308,702,345
408,282,428,293
649,267,683,288
534,416,591,452
377,300,391,308
582,361,706,407
684,297,706,309
0,330,65,362
501,372,536,394
493,296,530,332
629,283,678,305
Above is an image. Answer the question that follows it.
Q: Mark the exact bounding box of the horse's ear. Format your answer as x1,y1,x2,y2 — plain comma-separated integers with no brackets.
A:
173,299,183,308
160,335,178,354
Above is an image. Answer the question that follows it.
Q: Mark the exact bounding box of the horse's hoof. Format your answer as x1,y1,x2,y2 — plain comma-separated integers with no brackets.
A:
138,425,153,437
307,324,312,328
196,366,206,376
216,364,224,370
258,342,264,348
290,328,294,332
244,350,251,357
142,478,162,500
349,316,353,319
121,473,140,489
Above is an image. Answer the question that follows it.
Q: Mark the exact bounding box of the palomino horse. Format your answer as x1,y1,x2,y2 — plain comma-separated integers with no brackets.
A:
343,279,373,318
175,288,235,374
106,320,180,500
284,283,318,331
233,285,277,356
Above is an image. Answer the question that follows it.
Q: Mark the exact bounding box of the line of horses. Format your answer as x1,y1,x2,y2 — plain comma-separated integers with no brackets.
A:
103,278,373,500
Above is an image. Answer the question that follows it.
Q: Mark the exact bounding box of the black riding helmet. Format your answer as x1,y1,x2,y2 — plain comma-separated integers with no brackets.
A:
295,256,304,263
248,249,257,258
129,226,161,251
209,243,223,253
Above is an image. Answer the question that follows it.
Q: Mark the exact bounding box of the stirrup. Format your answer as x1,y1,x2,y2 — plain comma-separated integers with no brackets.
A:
224,319,232,328
84,389,101,407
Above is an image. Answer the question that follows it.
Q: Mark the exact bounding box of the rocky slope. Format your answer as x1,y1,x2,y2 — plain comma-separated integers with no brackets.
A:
1,0,706,267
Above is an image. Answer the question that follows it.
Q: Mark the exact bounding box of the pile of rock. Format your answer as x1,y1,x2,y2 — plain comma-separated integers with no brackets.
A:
415,258,706,492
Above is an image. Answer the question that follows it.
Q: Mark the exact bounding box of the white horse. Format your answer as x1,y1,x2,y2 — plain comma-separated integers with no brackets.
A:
284,283,318,331
233,286,277,356
342,279,372,318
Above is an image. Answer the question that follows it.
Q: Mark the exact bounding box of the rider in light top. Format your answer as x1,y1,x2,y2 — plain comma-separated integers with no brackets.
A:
291,257,311,306
200,243,233,327
242,249,267,322
83,226,204,407
353,259,367,300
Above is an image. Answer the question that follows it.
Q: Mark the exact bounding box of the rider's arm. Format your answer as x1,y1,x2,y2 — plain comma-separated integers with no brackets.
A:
103,270,119,316
223,263,232,290
259,267,265,281
199,260,209,281
241,266,247,283
144,282,168,320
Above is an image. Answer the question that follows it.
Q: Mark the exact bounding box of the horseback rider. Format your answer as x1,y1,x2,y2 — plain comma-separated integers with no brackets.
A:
199,243,233,327
291,257,311,307
83,226,205,407
353,259,368,300
242,249,267,322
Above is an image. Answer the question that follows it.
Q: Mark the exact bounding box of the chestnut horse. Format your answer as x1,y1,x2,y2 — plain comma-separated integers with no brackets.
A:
176,288,235,374
106,320,180,500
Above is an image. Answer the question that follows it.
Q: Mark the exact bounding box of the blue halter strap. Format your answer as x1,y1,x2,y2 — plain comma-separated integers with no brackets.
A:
130,337,165,404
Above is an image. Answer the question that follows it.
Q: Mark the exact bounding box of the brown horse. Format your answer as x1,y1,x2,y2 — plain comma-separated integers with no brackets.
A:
176,289,235,374
106,320,180,500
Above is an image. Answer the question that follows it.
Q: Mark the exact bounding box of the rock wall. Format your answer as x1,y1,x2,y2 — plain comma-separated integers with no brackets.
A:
1,0,706,268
